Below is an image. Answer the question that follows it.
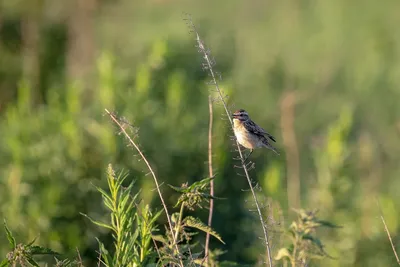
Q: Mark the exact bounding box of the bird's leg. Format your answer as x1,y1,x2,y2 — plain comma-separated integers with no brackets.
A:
243,149,253,163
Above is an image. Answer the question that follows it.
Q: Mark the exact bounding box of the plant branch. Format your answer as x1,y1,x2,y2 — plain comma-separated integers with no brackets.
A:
185,15,273,267
205,95,215,265
104,109,183,267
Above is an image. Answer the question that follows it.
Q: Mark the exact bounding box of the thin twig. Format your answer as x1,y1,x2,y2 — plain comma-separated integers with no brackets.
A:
152,237,162,263
376,199,400,265
104,109,184,267
96,249,104,267
205,95,215,266
76,247,84,267
185,14,273,267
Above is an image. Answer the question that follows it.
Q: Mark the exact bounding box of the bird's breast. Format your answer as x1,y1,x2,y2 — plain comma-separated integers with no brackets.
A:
233,122,261,149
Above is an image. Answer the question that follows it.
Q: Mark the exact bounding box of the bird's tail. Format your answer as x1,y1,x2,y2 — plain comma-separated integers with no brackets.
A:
262,137,280,155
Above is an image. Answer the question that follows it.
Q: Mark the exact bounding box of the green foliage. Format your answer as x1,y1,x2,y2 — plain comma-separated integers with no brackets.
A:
2,221,59,266
182,217,224,245
275,209,340,266
4,220,16,250
1,1,400,266
154,177,225,266
169,177,218,210
82,164,159,266
169,177,224,246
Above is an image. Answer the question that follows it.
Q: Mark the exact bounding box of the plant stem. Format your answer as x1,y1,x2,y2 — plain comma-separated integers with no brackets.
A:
377,199,400,265
105,109,184,267
185,16,273,267
205,95,214,266
113,190,122,262
174,203,186,245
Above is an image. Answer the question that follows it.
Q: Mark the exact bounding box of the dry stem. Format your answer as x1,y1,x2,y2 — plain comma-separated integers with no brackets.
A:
104,109,183,267
185,15,273,267
377,199,400,265
205,95,215,265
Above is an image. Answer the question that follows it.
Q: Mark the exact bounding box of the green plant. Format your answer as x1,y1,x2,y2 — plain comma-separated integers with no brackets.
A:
1,220,59,267
151,177,225,266
81,164,160,266
81,163,226,267
275,209,340,266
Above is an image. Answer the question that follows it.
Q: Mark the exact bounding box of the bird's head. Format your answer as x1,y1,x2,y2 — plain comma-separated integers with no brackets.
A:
232,109,249,121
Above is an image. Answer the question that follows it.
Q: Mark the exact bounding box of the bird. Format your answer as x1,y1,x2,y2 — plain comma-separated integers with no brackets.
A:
232,109,279,161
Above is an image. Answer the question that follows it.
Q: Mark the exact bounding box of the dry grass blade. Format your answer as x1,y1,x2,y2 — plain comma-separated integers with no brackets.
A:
376,199,400,265
184,14,273,267
104,109,183,267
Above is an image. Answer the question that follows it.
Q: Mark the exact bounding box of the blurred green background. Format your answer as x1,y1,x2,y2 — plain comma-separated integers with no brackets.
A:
1,0,400,266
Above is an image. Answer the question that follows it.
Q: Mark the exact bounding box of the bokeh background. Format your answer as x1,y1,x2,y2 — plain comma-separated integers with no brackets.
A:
1,0,400,266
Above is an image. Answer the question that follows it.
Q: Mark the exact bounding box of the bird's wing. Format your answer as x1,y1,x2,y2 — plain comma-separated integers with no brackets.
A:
247,120,276,142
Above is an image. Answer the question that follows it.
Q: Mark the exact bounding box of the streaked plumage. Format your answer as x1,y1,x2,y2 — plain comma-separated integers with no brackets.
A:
232,109,279,156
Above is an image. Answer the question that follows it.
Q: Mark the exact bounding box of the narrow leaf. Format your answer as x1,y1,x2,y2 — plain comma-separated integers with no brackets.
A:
25,256,40,267
3,220,16,249
27,236,38,247
95,186,114,205
29,245,59,255
149,209,163,225
152,234,167,244
80,213,114,231
96,238,113,266
187,177,214,191
167,184,188,193
317,220,342,228
183,216,225,244
302,234,324,251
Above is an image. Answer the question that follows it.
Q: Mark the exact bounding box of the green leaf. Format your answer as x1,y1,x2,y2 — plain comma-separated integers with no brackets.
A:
187,177,214,191
275,248,291,260
27,236,38,247
199,193,225,201
29,245,59,255
317,220,342,228
0,259,9,267
183,216,225,244
149,209,163,226
303,234,323,250
25,256,40,267
95,185,114,206
152,234,167,244
168,177,214,193
96,238,113,266
80,212,115,231
167,184,188,193
4,220,16,249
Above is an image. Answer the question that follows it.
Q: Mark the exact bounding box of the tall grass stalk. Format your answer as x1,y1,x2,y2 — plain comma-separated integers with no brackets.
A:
204,95,215,265
104,109,184,267
184,15,273,266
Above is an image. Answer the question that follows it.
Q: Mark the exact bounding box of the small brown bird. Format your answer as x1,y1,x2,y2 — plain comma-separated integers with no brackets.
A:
232,109,279,160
